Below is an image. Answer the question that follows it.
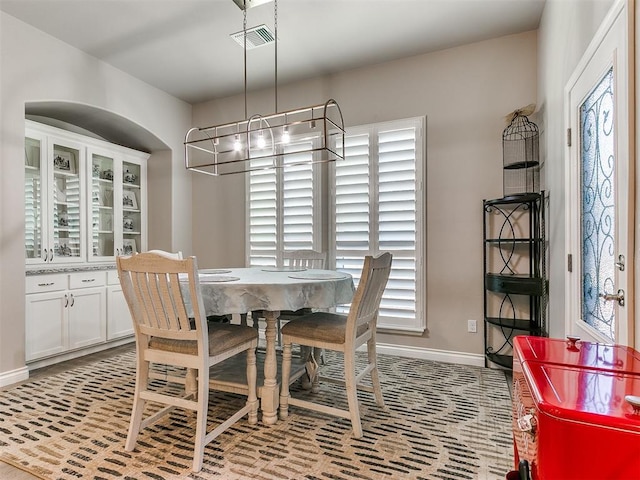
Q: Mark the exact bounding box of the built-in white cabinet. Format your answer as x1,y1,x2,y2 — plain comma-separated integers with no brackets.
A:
25,121,147,366
106,270,133,340
25,120,148,264
25,272,107,362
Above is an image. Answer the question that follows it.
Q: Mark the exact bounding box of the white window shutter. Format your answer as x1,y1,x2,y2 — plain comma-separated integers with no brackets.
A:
249,157,277,266
332,118,425,333
248,139,319,267
283,141,315,251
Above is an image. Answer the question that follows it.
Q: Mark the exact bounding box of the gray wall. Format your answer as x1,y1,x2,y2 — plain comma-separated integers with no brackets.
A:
192,31,538,360
0,12,193,381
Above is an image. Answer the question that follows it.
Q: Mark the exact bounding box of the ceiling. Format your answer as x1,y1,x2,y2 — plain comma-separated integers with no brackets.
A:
0,0,545,105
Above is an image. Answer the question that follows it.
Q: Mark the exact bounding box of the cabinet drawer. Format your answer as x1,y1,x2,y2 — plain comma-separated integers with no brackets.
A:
26,274,67,294
107,270,121,285
69,271,106,289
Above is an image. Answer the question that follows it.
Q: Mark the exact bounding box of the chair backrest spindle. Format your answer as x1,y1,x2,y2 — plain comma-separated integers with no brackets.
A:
117,252,205,342
283,250,327,269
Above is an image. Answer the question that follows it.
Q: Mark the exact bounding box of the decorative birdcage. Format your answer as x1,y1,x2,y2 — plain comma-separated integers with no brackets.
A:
502,106,540,196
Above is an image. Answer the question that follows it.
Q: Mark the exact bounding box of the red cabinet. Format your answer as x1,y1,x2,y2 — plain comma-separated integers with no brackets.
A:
512,336,640,479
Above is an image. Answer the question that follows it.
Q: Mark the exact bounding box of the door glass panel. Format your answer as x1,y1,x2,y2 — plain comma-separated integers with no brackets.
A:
52,144,82,259
25,136,42,260
91,154,115,257
122,161,141,255
580,67,615,341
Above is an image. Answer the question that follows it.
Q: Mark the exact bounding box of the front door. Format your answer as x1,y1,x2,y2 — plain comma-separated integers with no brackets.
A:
565,0,634,346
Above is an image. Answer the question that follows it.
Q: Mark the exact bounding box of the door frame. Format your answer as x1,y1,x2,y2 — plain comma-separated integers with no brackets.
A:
564,0,635,346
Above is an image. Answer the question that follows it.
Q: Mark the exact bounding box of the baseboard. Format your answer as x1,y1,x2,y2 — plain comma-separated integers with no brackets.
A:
0,366,29,388
26,336,135,371
373,343,486,367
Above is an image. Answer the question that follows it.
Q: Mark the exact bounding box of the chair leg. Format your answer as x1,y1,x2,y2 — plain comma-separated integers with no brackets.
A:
279,342,293,419
277,317,282,347
125,356,149,451
185,368,197,398
301,347,321,393
344,350,363,438
368,339,385,408
191,365,209,472
246,347,259,425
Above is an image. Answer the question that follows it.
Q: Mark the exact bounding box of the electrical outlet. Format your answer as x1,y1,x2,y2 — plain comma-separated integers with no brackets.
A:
468,319,477,333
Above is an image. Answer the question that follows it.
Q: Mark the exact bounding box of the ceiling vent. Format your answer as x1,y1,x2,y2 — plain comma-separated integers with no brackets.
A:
230,25,275,49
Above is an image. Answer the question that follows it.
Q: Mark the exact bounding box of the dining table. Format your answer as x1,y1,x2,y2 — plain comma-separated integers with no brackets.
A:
190,266,355,425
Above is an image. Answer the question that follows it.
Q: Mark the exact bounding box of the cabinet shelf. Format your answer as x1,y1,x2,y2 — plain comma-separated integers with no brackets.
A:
485,316,541,332
92,177,113,184
485,238,542,244
484,193,542,206
485,274,544,295
485,352,513,369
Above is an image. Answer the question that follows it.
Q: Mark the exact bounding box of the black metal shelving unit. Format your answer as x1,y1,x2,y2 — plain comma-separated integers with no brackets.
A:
483,192,547,369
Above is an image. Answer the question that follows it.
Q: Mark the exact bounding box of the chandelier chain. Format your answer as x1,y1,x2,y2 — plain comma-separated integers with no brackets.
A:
274,0,278,113
243,4,248,119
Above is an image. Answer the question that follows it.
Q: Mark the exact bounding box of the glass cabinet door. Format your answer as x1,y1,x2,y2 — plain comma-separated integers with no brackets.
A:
121,160,142,256
25,135,44,262
89,151,116,260
51,142,83,262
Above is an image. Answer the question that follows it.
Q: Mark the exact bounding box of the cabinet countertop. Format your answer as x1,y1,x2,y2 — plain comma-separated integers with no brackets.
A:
26,265,116,276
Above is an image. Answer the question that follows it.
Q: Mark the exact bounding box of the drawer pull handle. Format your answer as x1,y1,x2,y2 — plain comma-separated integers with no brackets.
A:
69,294,75,307
37,282,55,287
82,279,96,283
64,294,69,308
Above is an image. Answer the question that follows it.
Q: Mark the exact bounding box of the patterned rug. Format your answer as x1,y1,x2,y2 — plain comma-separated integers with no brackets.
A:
0,350,513,479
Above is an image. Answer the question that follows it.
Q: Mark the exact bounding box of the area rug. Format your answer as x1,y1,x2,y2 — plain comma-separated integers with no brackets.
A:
0,350,513,480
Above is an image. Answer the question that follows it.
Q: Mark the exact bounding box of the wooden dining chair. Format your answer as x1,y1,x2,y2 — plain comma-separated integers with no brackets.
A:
117,251,259,472
279,252,392,438
249,250,327,344
146,249,183,259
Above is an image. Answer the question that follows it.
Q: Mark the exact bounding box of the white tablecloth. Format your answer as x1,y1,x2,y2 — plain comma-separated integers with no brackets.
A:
194,267,355,316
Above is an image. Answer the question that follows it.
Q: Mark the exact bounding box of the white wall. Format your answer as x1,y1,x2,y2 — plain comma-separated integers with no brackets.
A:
537,0,614,340
192,31,538,357
0,12,193,380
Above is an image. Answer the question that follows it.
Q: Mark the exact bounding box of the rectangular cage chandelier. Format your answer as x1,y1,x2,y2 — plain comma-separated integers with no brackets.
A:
185,0,345,176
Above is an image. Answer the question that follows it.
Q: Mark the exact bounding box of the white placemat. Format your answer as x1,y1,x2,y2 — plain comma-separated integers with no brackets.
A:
199,269,232,274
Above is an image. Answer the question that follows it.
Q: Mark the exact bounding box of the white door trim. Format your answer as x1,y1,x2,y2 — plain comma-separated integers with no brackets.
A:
564,0,635,346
